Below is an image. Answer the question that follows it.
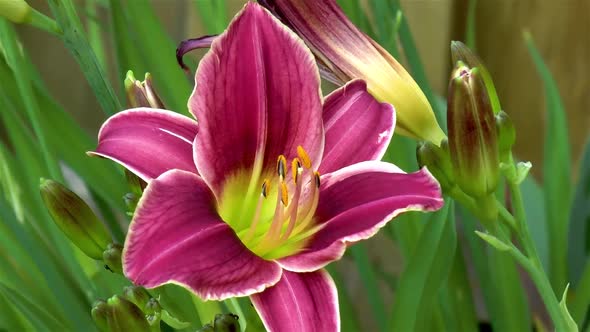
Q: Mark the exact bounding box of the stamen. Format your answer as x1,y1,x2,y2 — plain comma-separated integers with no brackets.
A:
280,182,289,206
297,146,312,169
277,155,287,180
261,178,270,198
291,158,301,184
294,171,321,234
281,164,303,241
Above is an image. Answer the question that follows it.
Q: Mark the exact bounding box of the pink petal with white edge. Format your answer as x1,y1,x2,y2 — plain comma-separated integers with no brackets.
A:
251,270,339,332
90,108,199,181
319,79,395,174
190,3,323,196
279,161,444,272
123,169,282,300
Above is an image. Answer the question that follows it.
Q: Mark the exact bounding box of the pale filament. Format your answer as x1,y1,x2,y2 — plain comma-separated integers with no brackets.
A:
248,146,321,257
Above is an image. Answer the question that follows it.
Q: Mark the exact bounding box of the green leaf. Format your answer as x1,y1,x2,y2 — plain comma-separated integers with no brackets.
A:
475,231,510,251
568,137,590,284
524,31,572,291
193,0,228,34
123,0,193,115
0,283,69,331
388,202,456,331
161,309,191,330
350,243,387,331
459,206,531,331
559,284,579,331
571,258,590,325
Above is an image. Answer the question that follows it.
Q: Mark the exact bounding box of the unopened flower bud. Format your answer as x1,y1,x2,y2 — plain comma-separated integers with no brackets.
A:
0,0,32,23
40,179,111,259
91,300,109,332
214,313,240,332
107,295,150,331
447,63,499,198
125,71,165,109
496,111,516,163
103,243,123,274
122,286,150,311
451,41,501,114
416,139,454,192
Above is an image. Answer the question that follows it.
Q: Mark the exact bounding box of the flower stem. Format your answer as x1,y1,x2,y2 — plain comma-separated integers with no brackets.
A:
501,154,569,331
27,8,62,36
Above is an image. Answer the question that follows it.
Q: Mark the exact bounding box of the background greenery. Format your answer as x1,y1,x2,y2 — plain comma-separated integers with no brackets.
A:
0,0,588,331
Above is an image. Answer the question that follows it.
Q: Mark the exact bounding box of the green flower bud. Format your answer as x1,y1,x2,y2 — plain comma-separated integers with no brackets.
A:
197,324,215,332
107,295,150,332
416,139,455,192
40,179,111,259
0,0,32,23
91,300,109,332
450,41,501,114
447,63,499,198
122,286,150,311
496,110,516,163
214,313,240,332
125,71,166,109
103,243,123,274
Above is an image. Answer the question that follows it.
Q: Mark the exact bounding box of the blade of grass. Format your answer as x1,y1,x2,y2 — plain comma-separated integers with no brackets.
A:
459,205,532,331
572,257,590,326
350,243,387,331
465,0,477,50
569,135,590,284
388,202,455,331
524,31,571,292
0,283,69,331
193,0,229,33
0,20,62,181
385,0,446,127
47,0,122,116
123,0,192,115
325,265,361,332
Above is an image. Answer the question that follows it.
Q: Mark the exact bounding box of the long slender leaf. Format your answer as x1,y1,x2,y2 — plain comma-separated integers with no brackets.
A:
524,31,571,292
0,283,70,331
388,202,455,331
350,243,387,331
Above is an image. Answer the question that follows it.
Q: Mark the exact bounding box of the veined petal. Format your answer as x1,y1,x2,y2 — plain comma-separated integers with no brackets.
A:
279,161,444,272
319,79,395,174
259,0,445,144
90,108,198,181
190,2,323,196
251,270,339,332
123,170,282,300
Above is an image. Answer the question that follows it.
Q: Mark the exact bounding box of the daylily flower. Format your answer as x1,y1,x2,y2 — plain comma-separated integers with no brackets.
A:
91,3,443,331
258,0,446,145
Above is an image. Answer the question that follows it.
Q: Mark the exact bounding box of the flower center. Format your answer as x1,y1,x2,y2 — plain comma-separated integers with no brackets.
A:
218,146,321,260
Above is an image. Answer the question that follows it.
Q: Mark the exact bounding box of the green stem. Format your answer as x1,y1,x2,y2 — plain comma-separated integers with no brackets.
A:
503,154,568,330
26,8,62,36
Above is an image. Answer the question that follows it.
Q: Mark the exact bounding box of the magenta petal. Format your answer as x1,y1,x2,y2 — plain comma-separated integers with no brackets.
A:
176,35,216,71
123,170,282,300
190,3,323,195
319,79,395,174
251,270,339,332
90,108,199,181
280,161,444,272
